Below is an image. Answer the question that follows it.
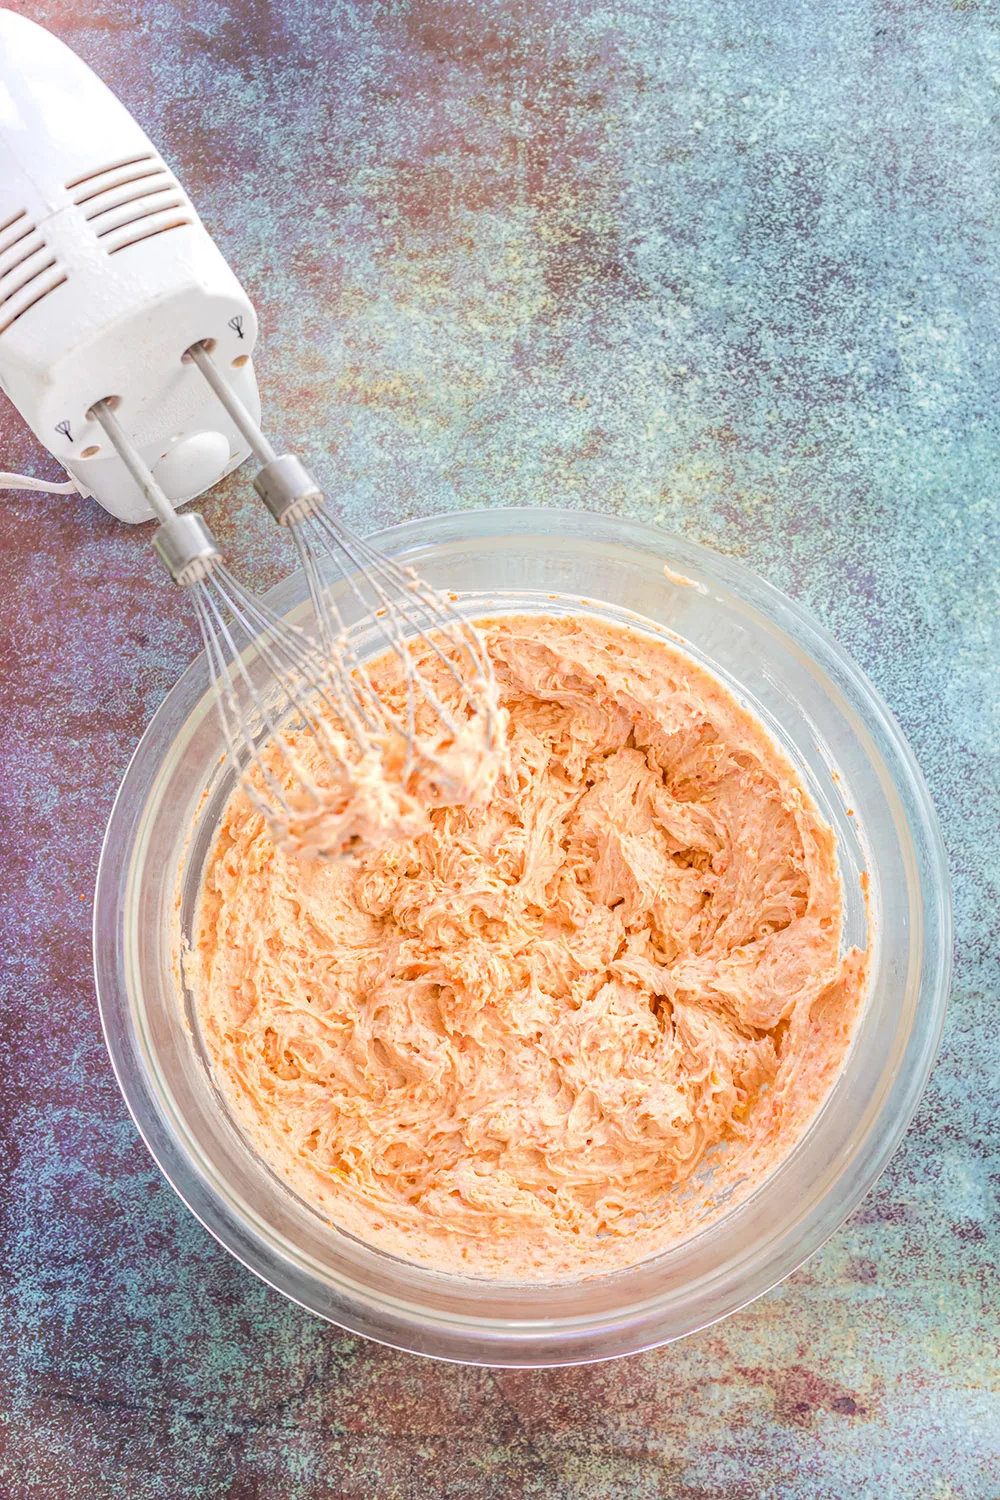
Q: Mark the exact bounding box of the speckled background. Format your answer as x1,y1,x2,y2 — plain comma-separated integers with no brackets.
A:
1,0,998,1495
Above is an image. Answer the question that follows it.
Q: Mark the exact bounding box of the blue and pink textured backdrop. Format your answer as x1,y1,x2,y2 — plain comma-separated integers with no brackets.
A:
1,1,998,1495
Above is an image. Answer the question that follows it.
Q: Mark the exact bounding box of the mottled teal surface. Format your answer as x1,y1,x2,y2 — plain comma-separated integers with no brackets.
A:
1,0,998,1495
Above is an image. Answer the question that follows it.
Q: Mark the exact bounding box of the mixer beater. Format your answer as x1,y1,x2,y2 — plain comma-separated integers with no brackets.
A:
185,341,504,810
87,400,423,856
89,398,502,858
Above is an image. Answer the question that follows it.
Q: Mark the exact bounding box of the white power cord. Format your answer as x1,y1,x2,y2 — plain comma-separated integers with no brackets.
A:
0,467,87,496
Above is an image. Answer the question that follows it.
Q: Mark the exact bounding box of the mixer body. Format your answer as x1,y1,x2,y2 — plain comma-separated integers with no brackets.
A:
0,12,261,521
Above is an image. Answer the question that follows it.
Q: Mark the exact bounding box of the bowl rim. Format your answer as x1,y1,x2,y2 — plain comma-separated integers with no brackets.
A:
93,506,953,1366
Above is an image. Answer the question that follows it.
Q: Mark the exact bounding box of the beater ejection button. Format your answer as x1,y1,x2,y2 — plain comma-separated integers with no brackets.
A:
153,430,231,501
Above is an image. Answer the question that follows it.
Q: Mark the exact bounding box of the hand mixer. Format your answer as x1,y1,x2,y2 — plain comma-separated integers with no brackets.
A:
0,12,502,853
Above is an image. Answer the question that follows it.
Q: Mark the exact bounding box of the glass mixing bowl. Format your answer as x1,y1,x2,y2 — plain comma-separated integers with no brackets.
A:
93,508,951,1366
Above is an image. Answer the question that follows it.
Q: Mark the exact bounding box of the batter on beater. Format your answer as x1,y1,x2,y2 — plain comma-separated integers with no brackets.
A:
186,613,867,1279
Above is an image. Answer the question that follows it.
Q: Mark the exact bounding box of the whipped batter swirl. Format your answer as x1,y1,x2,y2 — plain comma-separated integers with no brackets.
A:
188,614,866,1278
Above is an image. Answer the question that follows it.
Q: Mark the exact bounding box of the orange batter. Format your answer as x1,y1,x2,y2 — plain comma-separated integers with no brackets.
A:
186,613,866,1278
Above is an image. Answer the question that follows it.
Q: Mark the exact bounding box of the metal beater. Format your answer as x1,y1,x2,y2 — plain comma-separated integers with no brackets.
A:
183,341,503,804
90,397,501,858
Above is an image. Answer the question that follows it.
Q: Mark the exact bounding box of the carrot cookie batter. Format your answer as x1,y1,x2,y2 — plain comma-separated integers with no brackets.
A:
187,613,867,1279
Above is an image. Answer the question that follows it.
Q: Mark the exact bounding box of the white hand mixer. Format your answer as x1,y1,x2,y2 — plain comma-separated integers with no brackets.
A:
0,12,501,852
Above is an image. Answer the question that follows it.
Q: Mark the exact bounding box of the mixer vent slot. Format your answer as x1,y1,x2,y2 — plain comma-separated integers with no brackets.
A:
66,152,156,191
70,153,193,254
0,213,65,338
1,209,29,237
106,217,193,255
